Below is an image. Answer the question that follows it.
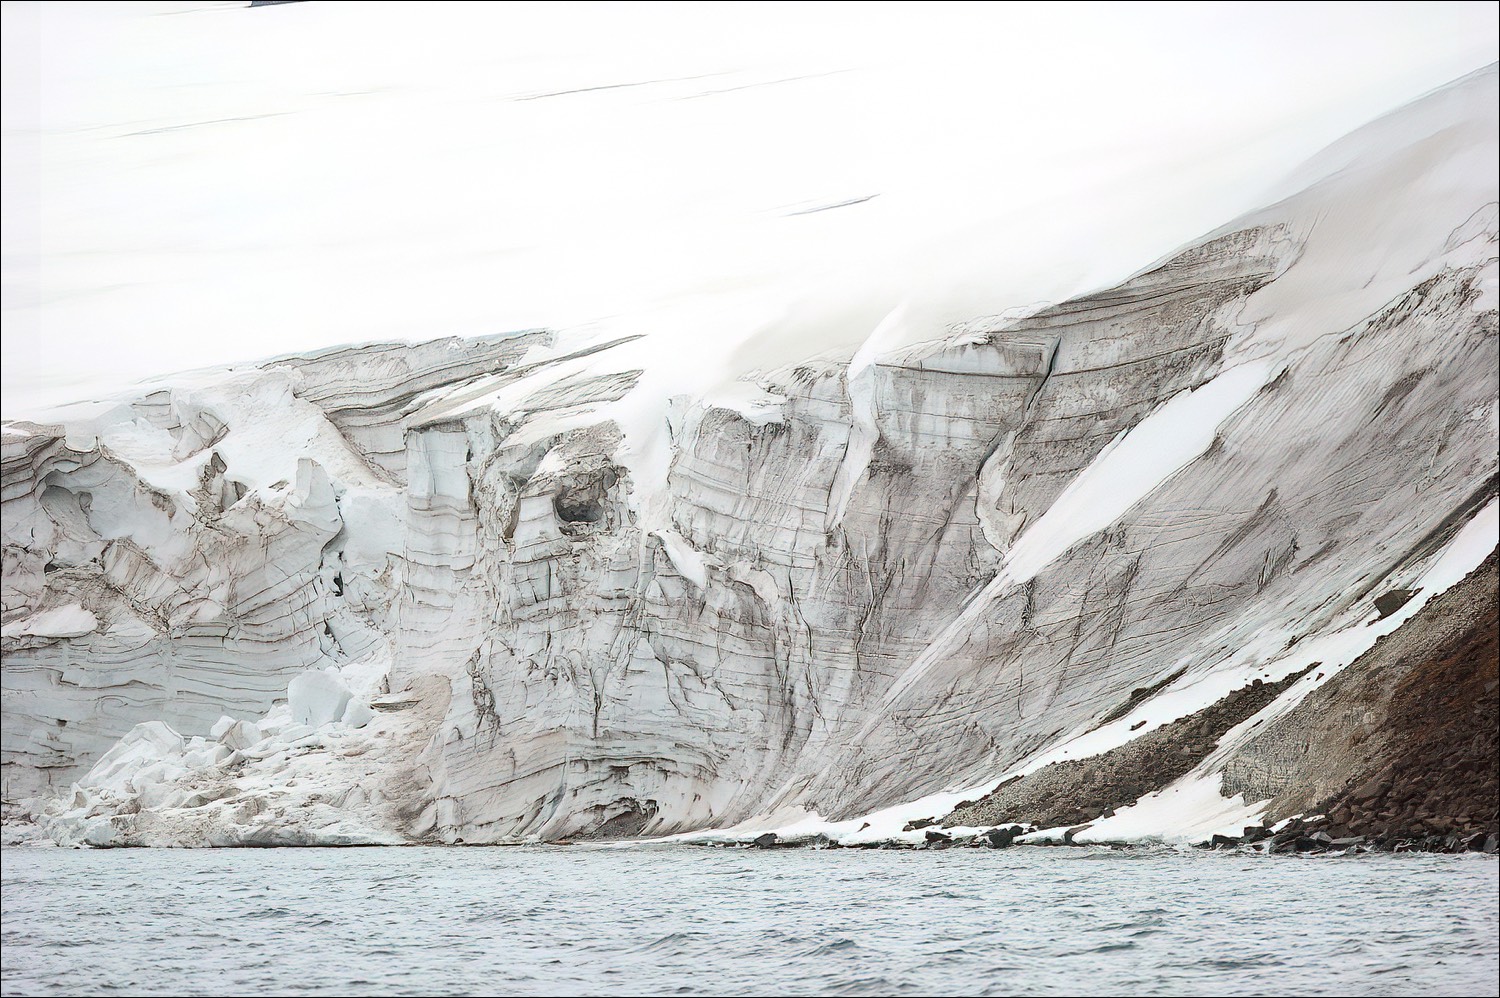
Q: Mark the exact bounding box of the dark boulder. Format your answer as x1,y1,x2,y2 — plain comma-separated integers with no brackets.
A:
982,827,1017,849
1373,588,1420,619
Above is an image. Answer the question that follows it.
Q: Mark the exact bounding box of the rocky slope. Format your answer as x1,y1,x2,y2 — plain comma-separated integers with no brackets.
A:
1222,550,1498,849
939,666,1319,835
3,66,1497,848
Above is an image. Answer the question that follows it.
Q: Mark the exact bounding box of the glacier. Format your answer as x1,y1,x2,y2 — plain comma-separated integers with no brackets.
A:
2,61,1497,848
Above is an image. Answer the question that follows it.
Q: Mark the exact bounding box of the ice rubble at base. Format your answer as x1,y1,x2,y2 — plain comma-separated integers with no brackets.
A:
5,66,1499,848
288,670,372,729
39,664,392,848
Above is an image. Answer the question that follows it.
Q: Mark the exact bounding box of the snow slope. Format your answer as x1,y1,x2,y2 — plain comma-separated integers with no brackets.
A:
4,3,1496,412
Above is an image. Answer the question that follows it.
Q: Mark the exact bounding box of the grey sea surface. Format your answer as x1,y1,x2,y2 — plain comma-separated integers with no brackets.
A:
2,845,1497,997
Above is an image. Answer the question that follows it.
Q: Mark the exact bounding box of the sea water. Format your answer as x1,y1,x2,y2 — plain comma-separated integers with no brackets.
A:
3,845,1497,997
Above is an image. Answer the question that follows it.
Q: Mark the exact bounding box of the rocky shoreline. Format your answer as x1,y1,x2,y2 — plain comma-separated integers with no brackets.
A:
731,820,1499,856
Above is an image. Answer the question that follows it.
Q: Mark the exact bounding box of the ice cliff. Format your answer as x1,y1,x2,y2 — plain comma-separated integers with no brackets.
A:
3,66,1497,847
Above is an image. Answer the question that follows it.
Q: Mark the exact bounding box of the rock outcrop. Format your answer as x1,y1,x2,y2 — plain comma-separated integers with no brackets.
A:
3,66,1497,847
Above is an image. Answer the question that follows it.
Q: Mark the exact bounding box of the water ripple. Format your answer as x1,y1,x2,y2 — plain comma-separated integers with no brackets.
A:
2,847,1496,997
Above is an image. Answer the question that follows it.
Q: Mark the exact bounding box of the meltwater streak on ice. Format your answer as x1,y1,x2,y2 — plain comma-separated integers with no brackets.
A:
3,847,1497,998
875,360,1273,711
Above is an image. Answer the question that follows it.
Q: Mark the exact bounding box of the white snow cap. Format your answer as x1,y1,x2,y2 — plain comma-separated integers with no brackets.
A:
2,4,1496,413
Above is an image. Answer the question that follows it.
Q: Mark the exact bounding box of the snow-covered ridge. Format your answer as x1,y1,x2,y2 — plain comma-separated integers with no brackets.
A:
4,65,1497,847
